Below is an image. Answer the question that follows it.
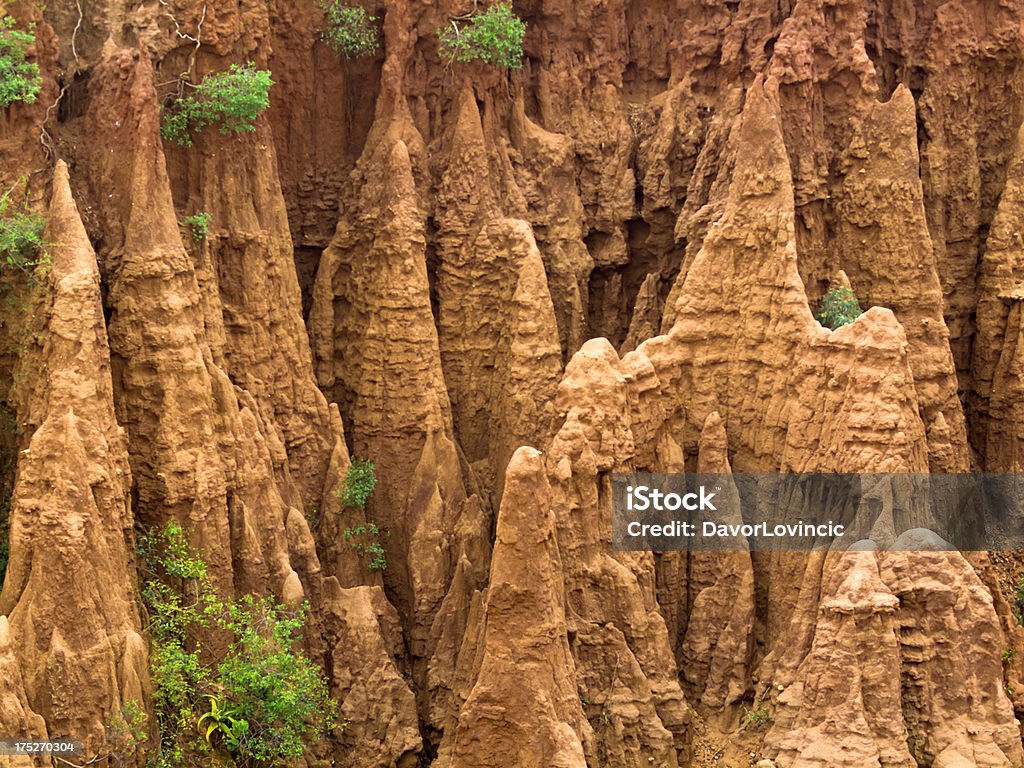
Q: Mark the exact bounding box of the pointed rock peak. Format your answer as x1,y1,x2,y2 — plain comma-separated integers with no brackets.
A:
830,306,909,349
729,75,791,198
831,270,853,290
573,337,622,367
375,138,422,209
823,551,899,616
497,447,550,546
880,81,916,114
698,411,732,473
46,161,97,277
452,83,486,149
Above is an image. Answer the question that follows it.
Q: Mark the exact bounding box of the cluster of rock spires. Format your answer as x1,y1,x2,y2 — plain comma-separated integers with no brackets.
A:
1,0,1024,766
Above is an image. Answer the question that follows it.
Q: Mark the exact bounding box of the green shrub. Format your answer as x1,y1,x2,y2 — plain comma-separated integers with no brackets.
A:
161,63,274,147
0,17,42,108
320,2,380,59
339,458,377,509
815,286,863,330
438,2,527,69
105,701,148,767
1013,573,1024,625
140,522,336,767
183,211,212,243
342,522,388,571
0,190,45,272
743,704,772,728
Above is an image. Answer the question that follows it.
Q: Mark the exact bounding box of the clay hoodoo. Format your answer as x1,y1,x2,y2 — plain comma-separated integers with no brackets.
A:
0,162,145,757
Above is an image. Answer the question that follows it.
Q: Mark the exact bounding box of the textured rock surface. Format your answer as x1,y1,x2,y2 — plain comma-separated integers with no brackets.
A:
1,0,1024,765
0,162,146,758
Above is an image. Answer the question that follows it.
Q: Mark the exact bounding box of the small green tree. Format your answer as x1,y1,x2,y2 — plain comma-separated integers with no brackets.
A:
0,17,42,108
319,2,380,59
161,64,274,147
343,523,388,571
0,189,45,272
139,522,337,767
182,211,212,243
438,2,527,69
815,286,863,330
339,458,377,509
105,701,149,767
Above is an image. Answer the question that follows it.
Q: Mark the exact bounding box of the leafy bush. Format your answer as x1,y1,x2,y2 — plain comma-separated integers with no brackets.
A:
0,190,45,272
343,522,388,571
161,64,274,147
438,2,527,69
140,522,336,767
0,17,42,108
339,458,377,509
105,701,148,767
320,2,380,59
743,704,772,728
183,212,212,243
814,286,863,330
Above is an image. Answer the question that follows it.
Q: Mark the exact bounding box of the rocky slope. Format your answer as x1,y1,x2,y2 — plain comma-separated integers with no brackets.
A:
1,0,1024,766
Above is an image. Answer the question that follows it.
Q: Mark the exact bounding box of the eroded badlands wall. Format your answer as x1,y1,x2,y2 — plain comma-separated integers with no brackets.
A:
1,0,1024,766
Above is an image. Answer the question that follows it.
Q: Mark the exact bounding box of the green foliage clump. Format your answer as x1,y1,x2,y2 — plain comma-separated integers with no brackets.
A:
814,286,863,330
0,17,42,109
743,704,772,728
343,522,388,571
438,2,527,69
183,211,212,243
105,701,148,767
1013,573,1024,625
0,189,45,272
161,64,274,147
140,521,336,767
319,2,380,59
339,458,377,509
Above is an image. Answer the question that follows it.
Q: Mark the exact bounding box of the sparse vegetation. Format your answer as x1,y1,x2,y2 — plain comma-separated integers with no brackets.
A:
0,189,45,272
339,458,377,509
743,703,772,728
306,504,321,532
814,285,863,330
0,17,42,109
161,64,274,147
1013,573,1024,625
105,701,148,767
1004,647,1016,665
438,2,527,69
342,522,388,571
183,211,212,243
319,1,380,59
139,521,336,767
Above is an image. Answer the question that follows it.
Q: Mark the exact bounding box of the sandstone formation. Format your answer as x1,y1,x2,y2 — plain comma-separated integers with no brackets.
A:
1,0,1024,766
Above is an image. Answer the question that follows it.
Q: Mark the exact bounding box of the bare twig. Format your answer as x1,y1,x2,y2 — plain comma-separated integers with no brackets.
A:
157,0,206,95
70,0,83,67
